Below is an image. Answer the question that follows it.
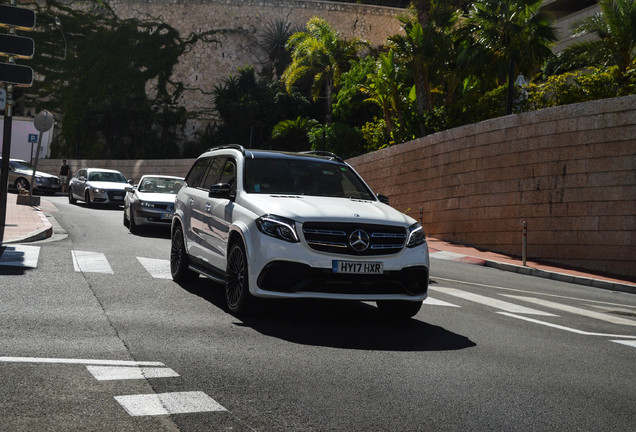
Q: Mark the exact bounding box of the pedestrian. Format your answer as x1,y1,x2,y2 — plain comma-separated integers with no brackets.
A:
59,159,71,193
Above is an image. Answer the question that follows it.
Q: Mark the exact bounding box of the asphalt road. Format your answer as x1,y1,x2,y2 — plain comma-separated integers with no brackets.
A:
1,196,635,431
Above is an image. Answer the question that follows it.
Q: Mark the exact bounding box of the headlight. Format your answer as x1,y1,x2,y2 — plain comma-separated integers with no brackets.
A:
406,223,426,248
92,188,104,194
35,176,45,184
256,214,299,243
140,201,155,208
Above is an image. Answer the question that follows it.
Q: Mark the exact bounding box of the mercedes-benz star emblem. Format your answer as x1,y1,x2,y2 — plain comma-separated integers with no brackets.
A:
349,229,370,251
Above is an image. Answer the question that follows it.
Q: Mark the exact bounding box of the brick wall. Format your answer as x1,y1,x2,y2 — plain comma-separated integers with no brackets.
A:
348,95,636,279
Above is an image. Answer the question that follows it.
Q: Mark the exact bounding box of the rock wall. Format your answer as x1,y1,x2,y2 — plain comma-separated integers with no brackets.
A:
105,0,404,136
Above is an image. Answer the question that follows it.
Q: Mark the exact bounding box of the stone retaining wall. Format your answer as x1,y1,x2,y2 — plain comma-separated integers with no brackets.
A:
348,95,636,279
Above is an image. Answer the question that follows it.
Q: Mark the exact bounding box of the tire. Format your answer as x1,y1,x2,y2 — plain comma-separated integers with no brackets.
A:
170,224,198,282
376,300,423,319
128,209,138,233
15,177,29,192
225,242,251,314
123,208,129,227
85,191,92,207
68,188,77,204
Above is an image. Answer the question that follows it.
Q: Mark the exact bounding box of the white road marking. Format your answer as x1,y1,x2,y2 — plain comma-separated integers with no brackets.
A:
0,245,40,268
424,297,460,307
610,340,636,348
137,257,172,279
115,391,227,416
0,356,164,367
72,250,113,274
430,287,557,316
86,365,180,381
502,295,636,327
498,312,636,338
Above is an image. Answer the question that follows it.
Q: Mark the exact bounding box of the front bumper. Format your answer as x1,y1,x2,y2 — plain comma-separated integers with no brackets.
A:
92,190,126,205
132,205,174,226
245,230,430,301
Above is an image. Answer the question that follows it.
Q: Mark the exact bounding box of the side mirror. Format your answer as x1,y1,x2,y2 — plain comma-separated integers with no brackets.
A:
377,194,390,205
209,183,232,199
78,176,86,182
127,179,134,185
125,186,134,193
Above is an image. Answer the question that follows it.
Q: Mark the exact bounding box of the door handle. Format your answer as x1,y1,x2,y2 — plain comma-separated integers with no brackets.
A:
188,198,194,206
205,203,211,212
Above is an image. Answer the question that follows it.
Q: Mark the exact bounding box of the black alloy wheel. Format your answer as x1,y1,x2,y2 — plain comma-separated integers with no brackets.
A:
68,188,76,204
170,224,198,282
225,242,251,314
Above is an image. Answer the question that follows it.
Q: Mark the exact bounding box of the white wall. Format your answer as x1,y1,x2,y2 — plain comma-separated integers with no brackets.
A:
0,116,53,162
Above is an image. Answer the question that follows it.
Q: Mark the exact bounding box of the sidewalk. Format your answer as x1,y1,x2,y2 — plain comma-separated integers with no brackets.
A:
2,192,635,294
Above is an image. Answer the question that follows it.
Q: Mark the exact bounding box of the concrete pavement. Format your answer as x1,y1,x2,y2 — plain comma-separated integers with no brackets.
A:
2,191,635,294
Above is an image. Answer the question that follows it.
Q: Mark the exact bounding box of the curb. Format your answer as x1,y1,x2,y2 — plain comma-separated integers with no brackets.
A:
484,260,636,295
3,206,53,244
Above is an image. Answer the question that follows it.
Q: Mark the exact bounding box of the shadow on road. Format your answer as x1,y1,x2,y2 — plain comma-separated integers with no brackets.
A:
180,280,475,352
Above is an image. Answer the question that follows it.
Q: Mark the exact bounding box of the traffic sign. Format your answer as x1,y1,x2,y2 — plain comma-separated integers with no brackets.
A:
0,5,36,31
0,33,34,59
0,62,33,86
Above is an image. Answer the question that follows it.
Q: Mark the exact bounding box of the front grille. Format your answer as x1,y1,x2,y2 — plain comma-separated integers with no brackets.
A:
302,222,406,256
107,191,125,201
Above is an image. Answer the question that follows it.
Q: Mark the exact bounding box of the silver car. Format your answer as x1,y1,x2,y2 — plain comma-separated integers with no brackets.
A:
123,175,184,233
0,158,61,194
68,168,130,207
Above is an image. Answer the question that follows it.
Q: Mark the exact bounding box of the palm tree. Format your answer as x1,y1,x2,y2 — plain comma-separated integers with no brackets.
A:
282,17,366,125
259,18,298,79
546,0,636,78
465,0,557,113
359,50,407,141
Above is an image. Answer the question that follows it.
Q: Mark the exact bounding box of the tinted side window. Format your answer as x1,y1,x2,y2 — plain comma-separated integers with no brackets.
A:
202,157,226,190
218,159,236,190
185,157,212,189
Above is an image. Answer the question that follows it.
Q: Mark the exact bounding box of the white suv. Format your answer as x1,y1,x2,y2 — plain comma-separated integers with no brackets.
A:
170,145,429,318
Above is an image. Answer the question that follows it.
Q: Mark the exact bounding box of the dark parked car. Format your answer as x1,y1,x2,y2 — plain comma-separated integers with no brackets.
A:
0,158,61,194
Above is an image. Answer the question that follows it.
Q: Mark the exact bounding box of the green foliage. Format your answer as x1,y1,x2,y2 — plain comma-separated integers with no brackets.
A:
271,116,320,152
307,122,366,159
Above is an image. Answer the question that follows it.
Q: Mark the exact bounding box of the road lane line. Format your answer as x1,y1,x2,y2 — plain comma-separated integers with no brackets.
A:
0,245,40,268
610,340,636,348
430,287,557,316
86,365,180,381
502,295,636,327
424,297,460,307
137,257,172,279
115,391,227,416
0,356,165,366
497,312,636,338
72,250,113,274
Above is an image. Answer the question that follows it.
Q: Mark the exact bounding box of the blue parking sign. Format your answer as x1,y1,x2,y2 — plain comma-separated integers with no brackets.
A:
28,133,38,143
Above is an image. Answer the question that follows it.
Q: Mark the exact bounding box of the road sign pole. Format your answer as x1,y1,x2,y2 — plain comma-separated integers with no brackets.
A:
0,84,14,245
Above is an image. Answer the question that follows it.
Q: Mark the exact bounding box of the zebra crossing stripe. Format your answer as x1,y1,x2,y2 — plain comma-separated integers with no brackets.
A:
137,257,172,279
430,286,558,316
72,250,113,274
115,391,227,416
86,365,180,381
0,245,40,268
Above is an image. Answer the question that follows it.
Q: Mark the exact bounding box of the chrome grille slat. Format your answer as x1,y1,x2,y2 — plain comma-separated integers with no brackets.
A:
302,222,406,256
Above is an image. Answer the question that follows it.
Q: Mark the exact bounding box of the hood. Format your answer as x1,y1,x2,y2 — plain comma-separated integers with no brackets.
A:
15,168,58,179
135,191,177,203
240,194,415,226
89,181,129,191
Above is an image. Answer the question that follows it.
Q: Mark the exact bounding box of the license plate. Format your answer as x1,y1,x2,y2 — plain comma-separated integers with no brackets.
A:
160,213,173,220
333,261,383,274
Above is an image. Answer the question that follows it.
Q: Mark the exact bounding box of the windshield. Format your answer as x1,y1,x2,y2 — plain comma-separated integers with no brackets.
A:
244,157,376,200
138,176,184,194
88,171,127,183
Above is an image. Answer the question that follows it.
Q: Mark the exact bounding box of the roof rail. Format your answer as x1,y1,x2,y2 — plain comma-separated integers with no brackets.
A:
208,144,246,155
301,150,344,163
